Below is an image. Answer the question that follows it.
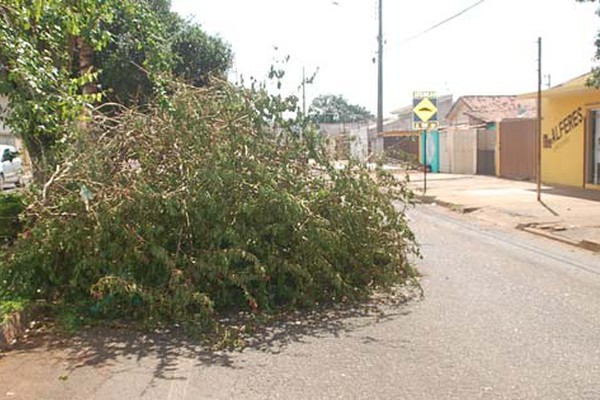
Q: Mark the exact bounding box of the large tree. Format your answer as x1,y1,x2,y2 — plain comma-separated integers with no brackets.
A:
308,94,373,124
0,0,232,170
96,2,232,106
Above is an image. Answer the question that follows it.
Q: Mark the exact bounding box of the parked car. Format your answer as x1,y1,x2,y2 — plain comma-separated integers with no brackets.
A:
0,145,23,189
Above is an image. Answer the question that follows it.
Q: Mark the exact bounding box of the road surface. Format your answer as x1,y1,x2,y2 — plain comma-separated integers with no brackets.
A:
2,205,600,399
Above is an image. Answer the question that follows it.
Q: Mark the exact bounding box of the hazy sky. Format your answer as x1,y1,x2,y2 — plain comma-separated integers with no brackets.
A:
171,0,599,116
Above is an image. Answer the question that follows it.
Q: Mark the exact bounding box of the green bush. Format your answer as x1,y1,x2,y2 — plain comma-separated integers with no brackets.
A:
0,299,25,323
0,193,25,243
0,82,418,330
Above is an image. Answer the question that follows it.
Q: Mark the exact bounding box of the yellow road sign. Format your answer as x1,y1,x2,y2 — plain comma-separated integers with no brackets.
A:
413,97,438,123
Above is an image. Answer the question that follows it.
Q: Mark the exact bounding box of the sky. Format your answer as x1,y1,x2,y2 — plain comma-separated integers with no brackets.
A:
170,0,600,116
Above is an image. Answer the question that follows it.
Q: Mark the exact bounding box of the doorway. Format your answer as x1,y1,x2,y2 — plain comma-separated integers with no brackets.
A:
588,110,600,185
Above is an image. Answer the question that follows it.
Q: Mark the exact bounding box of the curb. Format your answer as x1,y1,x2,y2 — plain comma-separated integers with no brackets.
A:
517,223,600,254
417,194,600,254
516,224,580,247
416,195,479,214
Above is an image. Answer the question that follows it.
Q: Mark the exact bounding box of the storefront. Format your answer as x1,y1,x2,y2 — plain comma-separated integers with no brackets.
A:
536,74,600,189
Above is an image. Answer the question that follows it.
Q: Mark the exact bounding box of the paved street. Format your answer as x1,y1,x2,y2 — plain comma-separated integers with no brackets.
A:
2,205,600,399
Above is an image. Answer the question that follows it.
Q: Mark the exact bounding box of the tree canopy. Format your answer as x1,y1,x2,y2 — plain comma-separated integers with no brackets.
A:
308,94,373,124
0,0,232,168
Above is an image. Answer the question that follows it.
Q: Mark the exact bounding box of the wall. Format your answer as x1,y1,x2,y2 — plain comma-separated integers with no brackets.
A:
442,101,478,175
439,132,451,172
349,125,369,162
499,118,536,180
452,129,477,174
320,122,369,161
541,90,600,187
440,127,477,175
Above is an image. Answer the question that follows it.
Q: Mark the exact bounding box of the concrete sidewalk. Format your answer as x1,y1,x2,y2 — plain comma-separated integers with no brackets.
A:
403,171,600,253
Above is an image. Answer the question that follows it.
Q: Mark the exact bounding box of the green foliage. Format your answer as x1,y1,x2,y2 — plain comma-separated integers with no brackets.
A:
0,193,25,243
171,21,233,88
94,0,173,107
96,1,232,106
0,299,25,320
0,0,113,164
0,0,232,171
0,82,418,331
309,94,374,124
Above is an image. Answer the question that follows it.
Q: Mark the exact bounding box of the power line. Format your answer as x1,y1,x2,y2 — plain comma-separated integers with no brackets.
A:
396,0,488,46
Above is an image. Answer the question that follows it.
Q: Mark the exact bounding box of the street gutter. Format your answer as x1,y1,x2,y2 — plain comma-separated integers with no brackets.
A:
416,194,600,255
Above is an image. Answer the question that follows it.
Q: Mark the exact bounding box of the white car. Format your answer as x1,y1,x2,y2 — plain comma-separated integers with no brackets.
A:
0,145,23,189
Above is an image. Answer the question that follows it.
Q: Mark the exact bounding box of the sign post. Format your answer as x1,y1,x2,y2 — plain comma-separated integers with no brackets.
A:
413,91,438,194
423,128,427,193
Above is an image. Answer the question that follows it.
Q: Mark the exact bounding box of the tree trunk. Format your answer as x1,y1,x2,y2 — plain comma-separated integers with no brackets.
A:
76,36,97,96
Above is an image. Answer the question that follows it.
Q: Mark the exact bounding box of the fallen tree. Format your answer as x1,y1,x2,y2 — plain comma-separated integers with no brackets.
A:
0,81,418,332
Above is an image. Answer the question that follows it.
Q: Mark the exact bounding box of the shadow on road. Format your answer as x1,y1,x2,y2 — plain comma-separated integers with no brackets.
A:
527,186,600,202
2,286,419,380
540,200,560,216
240,291,417,354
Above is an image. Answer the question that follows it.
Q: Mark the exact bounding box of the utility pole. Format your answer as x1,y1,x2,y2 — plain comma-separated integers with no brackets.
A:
537,37,542,202
377,0,383,152
302,67,306,115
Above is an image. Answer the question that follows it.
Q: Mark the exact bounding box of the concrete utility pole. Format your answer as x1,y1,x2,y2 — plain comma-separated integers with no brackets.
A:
537,37,542,202
377,0,383,149
302,67,306,115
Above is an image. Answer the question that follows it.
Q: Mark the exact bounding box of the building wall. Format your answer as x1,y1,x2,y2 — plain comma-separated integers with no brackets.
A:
320,122,369,161
439,132,451,172
499,118,537,180
452,129,477,174
541,90,600,187
442,101,479,175
349,125,369,162
440,127,477,175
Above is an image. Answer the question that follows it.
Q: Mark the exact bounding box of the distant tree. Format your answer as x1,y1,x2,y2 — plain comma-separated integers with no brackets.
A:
308,94,373,124
171,22,232,88
97,3,232,106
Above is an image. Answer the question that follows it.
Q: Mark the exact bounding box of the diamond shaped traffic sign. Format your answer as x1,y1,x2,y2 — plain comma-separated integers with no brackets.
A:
413,97,438,123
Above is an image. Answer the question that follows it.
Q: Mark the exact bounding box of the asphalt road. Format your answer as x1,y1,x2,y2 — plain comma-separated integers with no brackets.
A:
2,205,600,399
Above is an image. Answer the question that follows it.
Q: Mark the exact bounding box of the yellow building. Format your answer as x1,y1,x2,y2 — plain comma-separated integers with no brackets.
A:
535,73,600,189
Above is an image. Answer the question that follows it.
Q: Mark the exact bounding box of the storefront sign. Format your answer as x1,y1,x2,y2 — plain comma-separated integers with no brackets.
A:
543,107,583,149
